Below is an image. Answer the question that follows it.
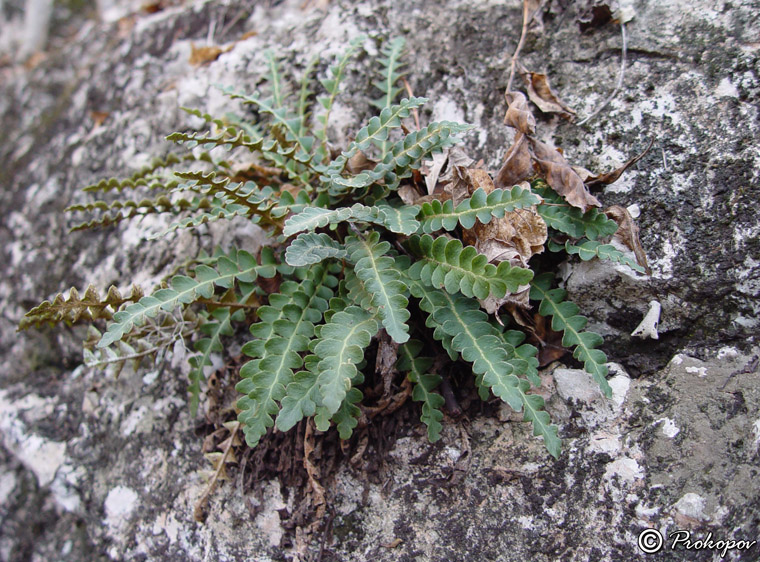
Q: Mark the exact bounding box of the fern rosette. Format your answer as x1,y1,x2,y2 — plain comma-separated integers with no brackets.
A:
25,35,649,469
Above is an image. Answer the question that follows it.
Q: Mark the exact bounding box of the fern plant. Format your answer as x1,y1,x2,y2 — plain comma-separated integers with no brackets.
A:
22,37,646,460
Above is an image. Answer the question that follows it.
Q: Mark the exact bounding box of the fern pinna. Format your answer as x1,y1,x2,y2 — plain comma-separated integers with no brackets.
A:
23,36,647,460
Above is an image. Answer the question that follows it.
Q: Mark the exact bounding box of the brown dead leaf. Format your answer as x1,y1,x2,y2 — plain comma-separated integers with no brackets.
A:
421,147,474,201
398,184,420,206
583,138,654,189
464,168,497,195
90,111,110,127
495,132,533,188
532,313,568,366
463,207,546,265
346,150,376,175
504,91,536,135
423,150,449,195
374,331,398,397
141,1,164,13
605,205,651,274
522,70,576,119
190,43,227,66
464,206,546,314
530,138,601,211
441,166,473,207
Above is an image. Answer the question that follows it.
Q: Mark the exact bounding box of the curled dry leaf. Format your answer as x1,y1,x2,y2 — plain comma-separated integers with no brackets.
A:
398,184,420,206
463,167,496,195
440,166,472,207
374,331,399,397
347,150,377,175
605,205,651,274
521,69,576,119
581,138,654,189
495,132,533,189
504,91,536,135
420,146,475,203
189,43,227,66
530,138,601,211
463,203,547,313
422,150,449,195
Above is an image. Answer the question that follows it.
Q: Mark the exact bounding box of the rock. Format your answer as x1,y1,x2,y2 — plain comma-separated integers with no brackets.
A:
1,0,759,560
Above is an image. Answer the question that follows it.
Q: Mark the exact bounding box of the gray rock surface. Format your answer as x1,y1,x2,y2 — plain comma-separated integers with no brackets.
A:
1,0,758,560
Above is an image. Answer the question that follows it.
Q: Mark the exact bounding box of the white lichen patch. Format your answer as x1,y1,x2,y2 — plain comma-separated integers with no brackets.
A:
431,94,466,124
0,390,67,487
588,431,622,455
655,417,680,438
685,365,708,377
553,368,603,405
0,472,17,506
716,346,738,360
673,492,706,520
120,404,154,437
715,77,739,98
104,485,139,532
670,354,685,366
608,367,631,409
254,481,286,548
604,457,644,485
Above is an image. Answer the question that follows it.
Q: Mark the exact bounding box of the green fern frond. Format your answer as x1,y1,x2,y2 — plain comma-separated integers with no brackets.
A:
20,285,144,330
172,171,258,211
298,55,319,137
236,264,339,447
187,281,258,416
406,234,533,300
127,152,186,181
166,127,274,153
82,175,182,194
398,341,445,442
400,259,459,362
264,49,287,109
499,329,541,387
316,36,365,155
326,119,472,194
275,357,322,432
346,231,410,344
285,232,347,266
418,185,541,233
564,239,646,273
157,203,249,236
283,203,384,236
312,304,379,416
371,37,406,111
529,272,612,397
331,386,363,439
220,86,315,163
321,96,427,193
343,268,374,312
425,288,561,457
283,201,421,237
67,195,209,232
534,181,618,240
373,121,473,189
375,201,421,235
371,37,406,158
98,249,274,349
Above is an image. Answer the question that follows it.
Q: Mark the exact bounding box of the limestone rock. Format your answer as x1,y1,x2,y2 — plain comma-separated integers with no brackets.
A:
1,0,758,560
